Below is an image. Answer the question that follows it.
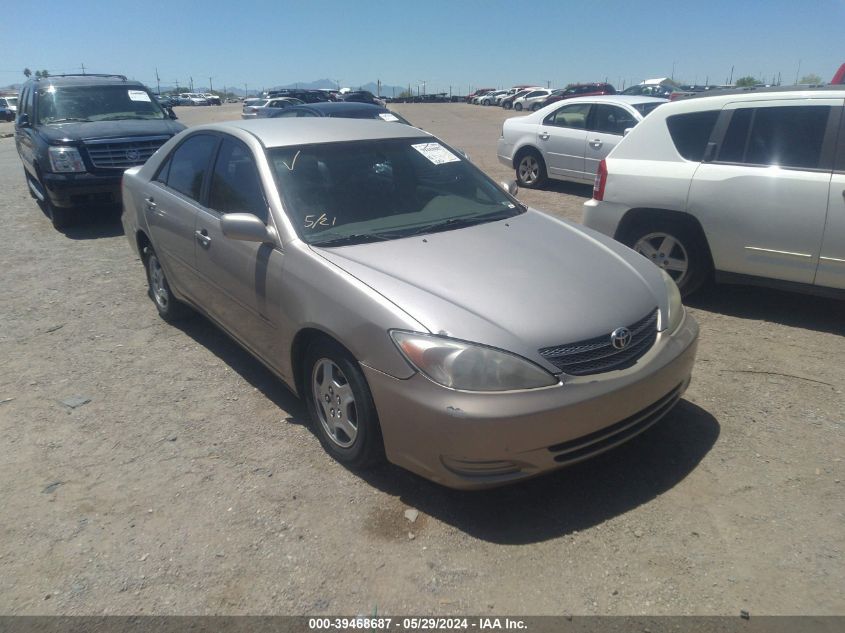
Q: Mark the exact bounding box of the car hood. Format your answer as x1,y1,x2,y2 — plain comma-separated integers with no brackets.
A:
37,119,185,143
313,210,669,370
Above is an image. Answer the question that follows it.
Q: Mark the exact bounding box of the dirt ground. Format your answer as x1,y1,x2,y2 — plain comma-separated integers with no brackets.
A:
0,103,843,616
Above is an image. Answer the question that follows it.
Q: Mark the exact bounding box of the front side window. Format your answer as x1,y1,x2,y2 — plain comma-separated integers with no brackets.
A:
37,85,166,124
544,103,591,129
208,138,268,221
590,104,638,135
268,138,523,246
165,134,218,201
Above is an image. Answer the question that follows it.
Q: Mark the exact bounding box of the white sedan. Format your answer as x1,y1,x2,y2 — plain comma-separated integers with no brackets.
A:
497,95,666,188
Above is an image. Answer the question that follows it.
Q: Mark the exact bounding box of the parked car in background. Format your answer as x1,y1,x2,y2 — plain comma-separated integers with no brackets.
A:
465,88,495,103
270,101,412,125
120,117,697,489
498,95,666,189
179,92,209,106
341,90,385,106
583,86,845,297
831,63,845,84
203,93,222,105
500,88,540,110
541,83,616,108
512,89,553,111
14,73,184,228
622,82,676,99
268,89,331,103
0,96,18,120
241,97,304,119
479,90,509,106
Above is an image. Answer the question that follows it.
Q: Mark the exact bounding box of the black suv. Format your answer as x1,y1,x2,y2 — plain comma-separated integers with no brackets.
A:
15,74,185,228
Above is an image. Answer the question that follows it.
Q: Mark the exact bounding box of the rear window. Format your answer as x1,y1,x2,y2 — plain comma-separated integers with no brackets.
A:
666,110,720,161
632,102,664,117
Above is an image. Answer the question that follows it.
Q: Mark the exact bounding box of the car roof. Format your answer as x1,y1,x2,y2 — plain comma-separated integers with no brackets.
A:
549,95,667,106
194,118,431,147
289,102,388,115
28,74,142,88
659,86,845,114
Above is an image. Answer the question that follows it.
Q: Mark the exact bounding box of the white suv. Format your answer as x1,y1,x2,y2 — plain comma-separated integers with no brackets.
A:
582,87,845,297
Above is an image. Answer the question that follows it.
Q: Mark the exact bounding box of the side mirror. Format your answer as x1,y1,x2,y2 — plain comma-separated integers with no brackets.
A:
220,213,275,243
167,107,178,120
500,180,519,196
623,127,633,137
17,113,30,128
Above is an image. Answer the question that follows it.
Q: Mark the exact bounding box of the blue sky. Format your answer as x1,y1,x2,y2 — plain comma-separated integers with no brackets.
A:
1,0,841,93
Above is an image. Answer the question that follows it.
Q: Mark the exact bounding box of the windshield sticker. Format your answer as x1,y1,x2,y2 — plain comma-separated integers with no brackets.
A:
128,90,151,102
378,113,399,122
304,213,336,229
411,142,460,165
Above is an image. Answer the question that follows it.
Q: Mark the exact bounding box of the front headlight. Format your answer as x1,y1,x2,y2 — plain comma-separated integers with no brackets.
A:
48,146,86,173
390,331,557,392
660,270,684,332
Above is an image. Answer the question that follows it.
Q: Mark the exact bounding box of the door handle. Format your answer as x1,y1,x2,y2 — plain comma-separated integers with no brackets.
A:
589,139,603,148
144,196,157,211
195,229,211,247
539,132,550,140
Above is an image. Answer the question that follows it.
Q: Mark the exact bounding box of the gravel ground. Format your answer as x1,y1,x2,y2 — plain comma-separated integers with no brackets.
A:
0,103,843,616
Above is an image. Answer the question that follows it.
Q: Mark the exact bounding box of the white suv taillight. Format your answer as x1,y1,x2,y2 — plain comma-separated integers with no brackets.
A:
593,159,608,201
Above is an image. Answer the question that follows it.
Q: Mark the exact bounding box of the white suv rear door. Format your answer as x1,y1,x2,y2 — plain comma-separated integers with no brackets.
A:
815,105,845,290
687,99,839,284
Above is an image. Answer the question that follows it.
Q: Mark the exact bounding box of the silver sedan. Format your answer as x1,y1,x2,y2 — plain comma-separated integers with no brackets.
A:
121,118,698,489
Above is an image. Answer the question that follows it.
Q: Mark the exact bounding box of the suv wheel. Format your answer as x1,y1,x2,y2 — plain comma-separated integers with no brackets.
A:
623,221,711,296
515,150,547,189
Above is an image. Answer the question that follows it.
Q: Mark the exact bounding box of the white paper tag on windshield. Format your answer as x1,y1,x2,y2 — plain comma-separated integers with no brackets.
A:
128,90,151,102
411,142,460,165
378,112,399,122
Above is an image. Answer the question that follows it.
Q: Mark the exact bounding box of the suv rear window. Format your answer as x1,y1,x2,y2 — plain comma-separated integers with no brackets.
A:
666,110,719,161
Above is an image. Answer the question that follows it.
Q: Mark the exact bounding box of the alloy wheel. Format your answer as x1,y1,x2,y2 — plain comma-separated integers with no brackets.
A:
633,232,689,286
311,358,358,448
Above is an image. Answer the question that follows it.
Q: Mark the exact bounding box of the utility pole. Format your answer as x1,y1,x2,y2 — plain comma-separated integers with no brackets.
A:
175,79,180,91
671,60,676,81
244,83,247,97
794,60,801,84
728,65,734,85
189,76,194,91
155,67,160,95
81,63,86,75
209,77,213,93
377,79,381,97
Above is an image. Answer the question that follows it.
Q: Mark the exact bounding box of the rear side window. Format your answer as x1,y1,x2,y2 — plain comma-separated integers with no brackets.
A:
165,134,218,201
590,104,638,135
717,105,830,169
666,110,719,161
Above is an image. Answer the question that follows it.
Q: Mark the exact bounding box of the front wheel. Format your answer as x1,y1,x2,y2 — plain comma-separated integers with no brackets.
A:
304,339,384,469
514,102,523,111
515,151,547,189
623,221,711,296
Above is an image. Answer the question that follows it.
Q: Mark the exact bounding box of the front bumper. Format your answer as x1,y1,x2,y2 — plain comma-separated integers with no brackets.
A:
364,313,699,489
41,170,122,208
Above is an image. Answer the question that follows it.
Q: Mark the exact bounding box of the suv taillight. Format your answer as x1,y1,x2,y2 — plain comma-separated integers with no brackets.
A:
593,159,608,201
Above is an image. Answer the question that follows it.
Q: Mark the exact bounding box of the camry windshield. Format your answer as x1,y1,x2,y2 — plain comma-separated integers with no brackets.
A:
37,85,166,123
268,138,524,246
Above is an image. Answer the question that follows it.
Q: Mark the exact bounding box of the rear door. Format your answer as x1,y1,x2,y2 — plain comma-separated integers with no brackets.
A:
538,102,592,180
193,136,287,366
146,133,219,297
687,100,838,284
815,104,845,290
584,103,639,177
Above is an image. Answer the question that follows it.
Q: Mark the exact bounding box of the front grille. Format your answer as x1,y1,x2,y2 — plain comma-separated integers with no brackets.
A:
84,135,170,169
548,383,682,464
539,309,658,376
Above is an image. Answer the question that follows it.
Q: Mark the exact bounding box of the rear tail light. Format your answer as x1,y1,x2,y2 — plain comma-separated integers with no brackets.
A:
593,159,608,201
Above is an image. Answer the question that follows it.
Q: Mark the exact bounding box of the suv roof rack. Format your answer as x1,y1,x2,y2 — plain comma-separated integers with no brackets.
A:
39,73,128,81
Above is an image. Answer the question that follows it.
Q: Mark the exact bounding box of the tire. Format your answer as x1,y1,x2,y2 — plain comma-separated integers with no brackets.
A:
143,246,194,322
621,220,712,297
46,200,73,229
514,102,523,111
303,339,384,469
515,150,547,189
530,103,540,111
503,102,512,110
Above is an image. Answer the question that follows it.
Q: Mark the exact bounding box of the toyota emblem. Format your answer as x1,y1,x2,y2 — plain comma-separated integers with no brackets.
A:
610,327,632,350
126,149,141,162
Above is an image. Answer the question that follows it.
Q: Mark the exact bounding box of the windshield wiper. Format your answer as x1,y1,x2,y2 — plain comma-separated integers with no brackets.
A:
384,210,514,239
309,233,391,247
98,115,155,121
47,117,92,123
